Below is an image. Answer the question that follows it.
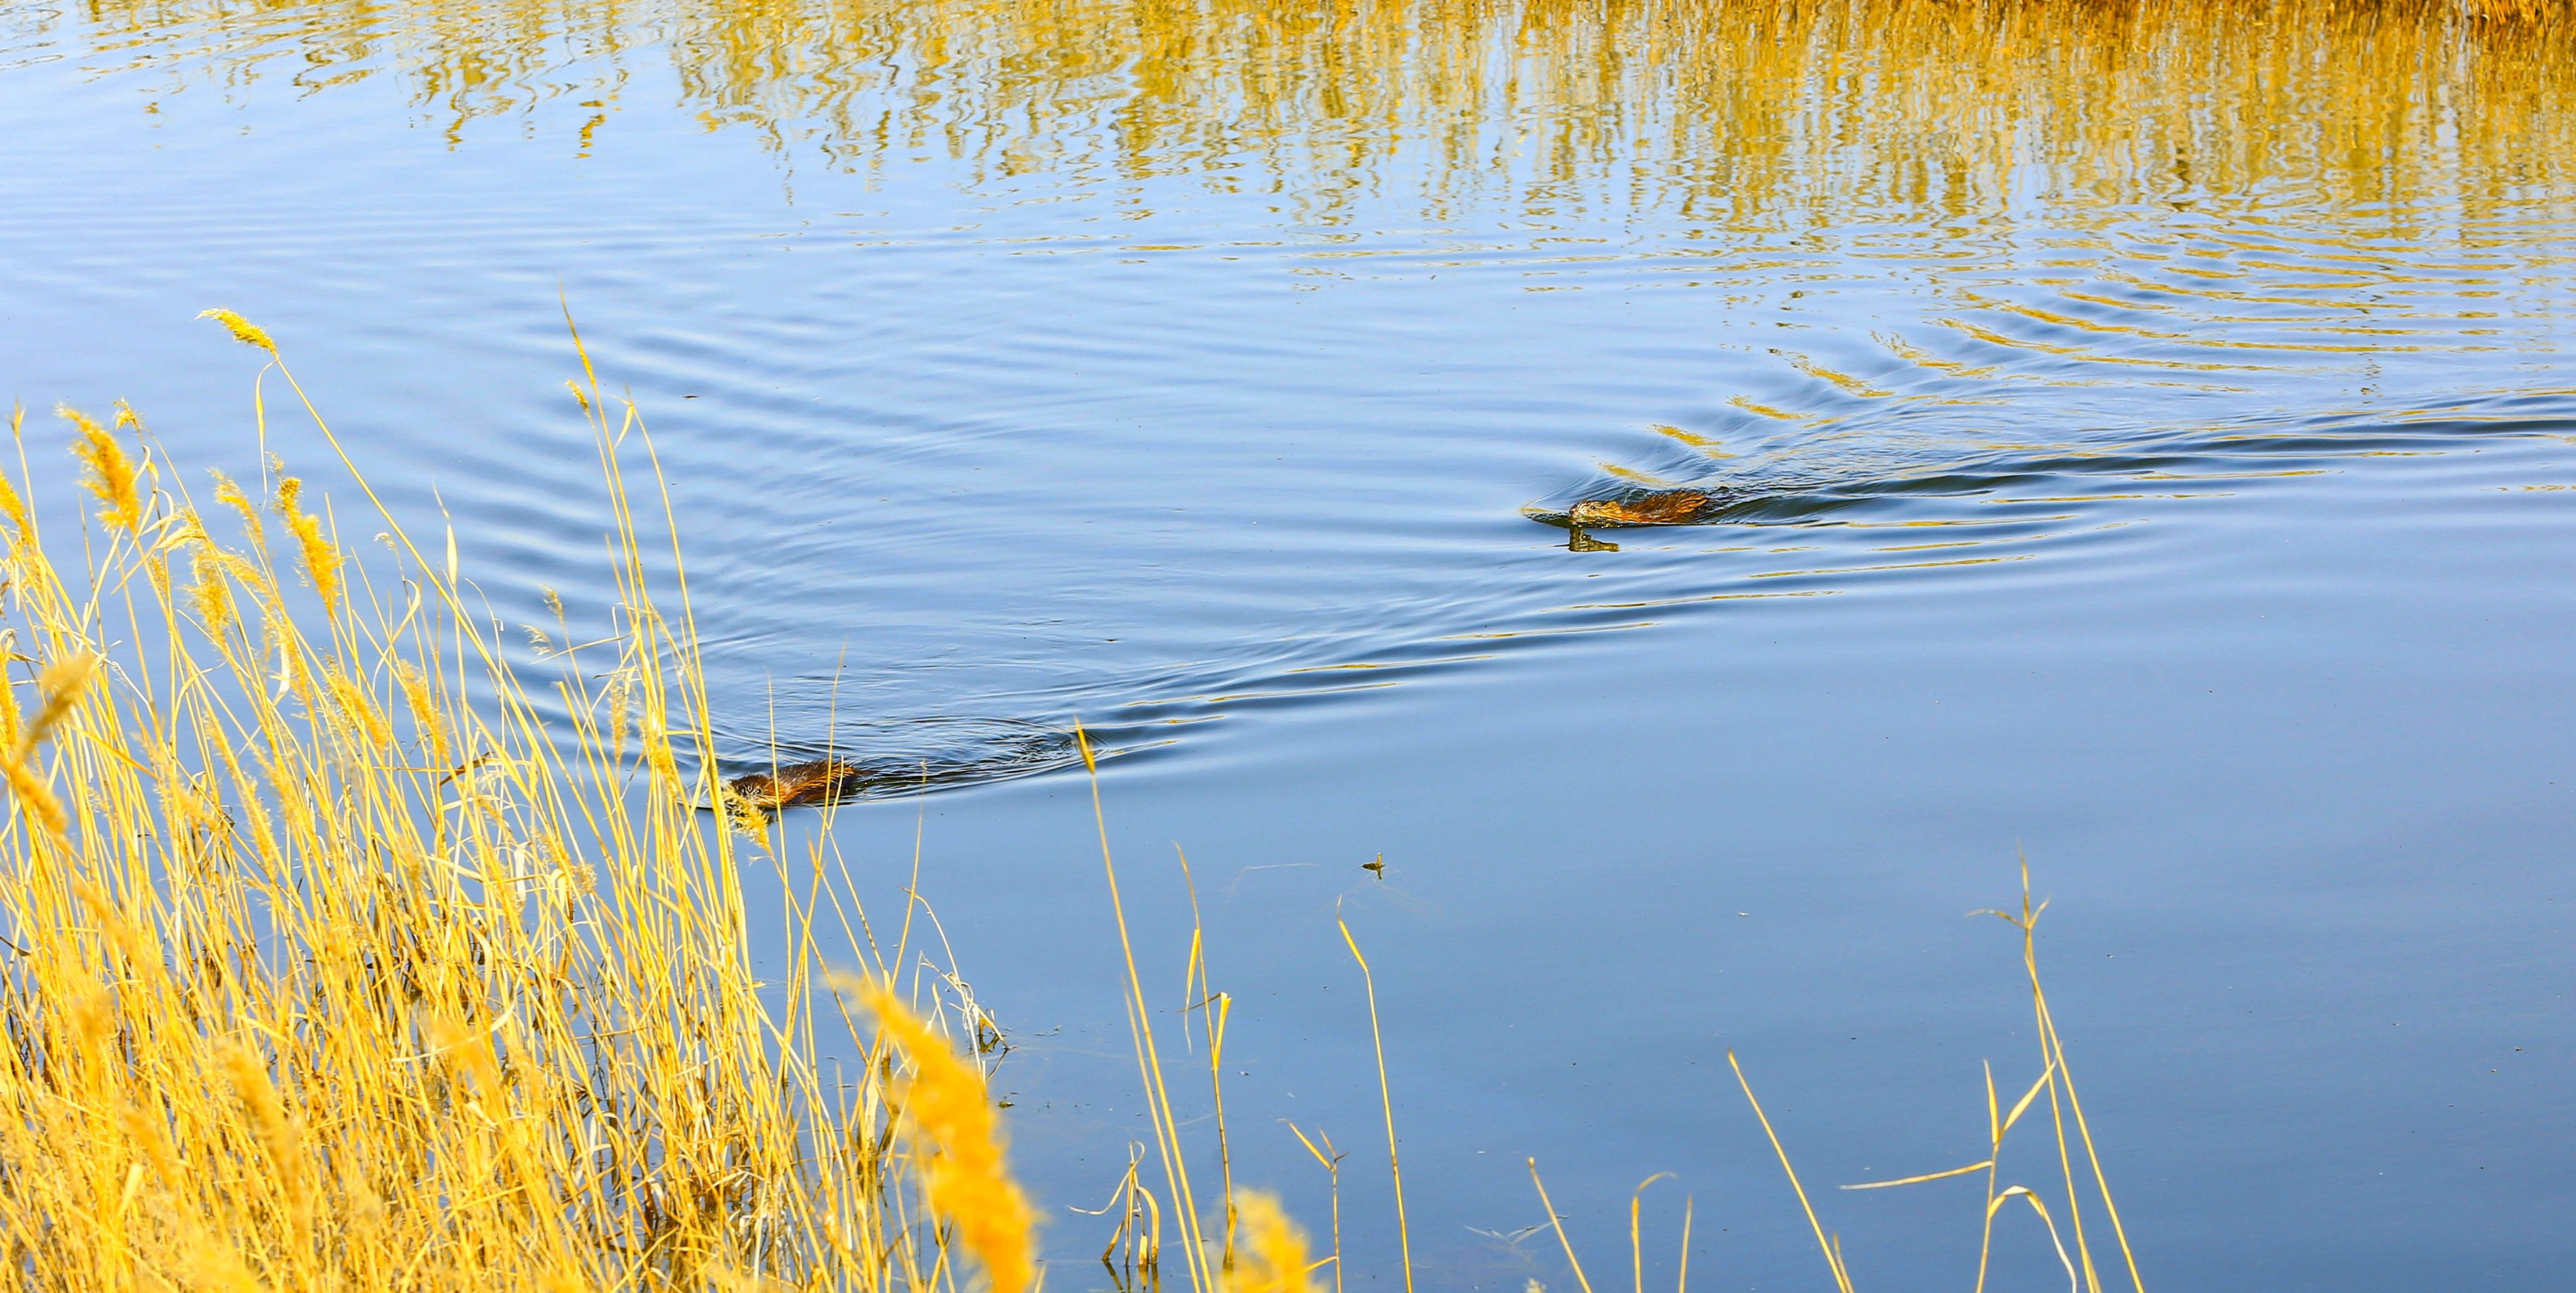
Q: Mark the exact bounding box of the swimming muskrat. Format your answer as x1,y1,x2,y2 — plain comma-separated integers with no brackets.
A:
726,759,867,809
1566,489,1712,526
714,722,1082,811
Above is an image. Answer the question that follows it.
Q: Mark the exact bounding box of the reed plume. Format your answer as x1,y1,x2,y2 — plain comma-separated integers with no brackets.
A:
1223,1191,1320,1293
197,306,279,355
63,402,143,535
841,974,1038,1293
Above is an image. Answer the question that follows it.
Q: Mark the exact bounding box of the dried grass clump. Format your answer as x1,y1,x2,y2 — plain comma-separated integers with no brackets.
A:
0,317,1034,1291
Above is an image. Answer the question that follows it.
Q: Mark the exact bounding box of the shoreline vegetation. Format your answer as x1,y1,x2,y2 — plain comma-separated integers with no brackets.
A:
3,314,2138,1290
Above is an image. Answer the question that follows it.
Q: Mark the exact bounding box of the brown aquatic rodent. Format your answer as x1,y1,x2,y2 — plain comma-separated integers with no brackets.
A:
727,759,863,809
1566,489,1711,527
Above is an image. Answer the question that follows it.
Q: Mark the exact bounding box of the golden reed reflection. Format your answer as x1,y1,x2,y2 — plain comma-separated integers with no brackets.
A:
28,0,2576,225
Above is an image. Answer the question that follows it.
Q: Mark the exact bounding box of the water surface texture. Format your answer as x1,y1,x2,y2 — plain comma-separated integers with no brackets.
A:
4,2,2573,1289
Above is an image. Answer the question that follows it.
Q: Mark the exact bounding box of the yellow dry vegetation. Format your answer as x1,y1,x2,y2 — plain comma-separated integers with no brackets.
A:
0,318,1043,1291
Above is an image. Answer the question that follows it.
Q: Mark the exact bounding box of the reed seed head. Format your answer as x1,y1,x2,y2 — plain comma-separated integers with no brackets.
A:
841,975,1037,1293
272,475,342,612
198,308,279,356
3,755,67,839
23,651,100,758
210,469,263,545
1224,1191,1319,1293
64,404,145,535
189,548,236,636
327,669,394,750
0,464,30,543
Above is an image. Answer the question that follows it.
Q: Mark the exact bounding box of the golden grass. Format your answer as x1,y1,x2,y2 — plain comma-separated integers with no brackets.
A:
3,314,2143,1291
0,315,1036,1290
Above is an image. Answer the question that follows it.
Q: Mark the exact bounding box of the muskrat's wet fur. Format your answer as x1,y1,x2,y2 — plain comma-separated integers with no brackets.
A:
728,759,865,809
1567,489,1711,526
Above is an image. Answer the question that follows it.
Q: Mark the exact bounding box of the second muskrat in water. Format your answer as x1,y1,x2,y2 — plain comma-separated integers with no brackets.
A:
727,759,865,809
1566,489,1712,526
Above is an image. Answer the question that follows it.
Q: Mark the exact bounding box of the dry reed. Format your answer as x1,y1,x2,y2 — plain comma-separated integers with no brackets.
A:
0,313,1033,1290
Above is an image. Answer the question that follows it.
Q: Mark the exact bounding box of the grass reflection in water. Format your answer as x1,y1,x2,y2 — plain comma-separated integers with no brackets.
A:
22,0,2575,231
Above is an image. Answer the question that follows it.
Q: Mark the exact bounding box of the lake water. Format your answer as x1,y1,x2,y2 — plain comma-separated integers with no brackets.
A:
4,1,2572,1287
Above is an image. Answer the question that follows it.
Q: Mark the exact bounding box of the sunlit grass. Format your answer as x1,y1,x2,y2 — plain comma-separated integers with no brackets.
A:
0,316,1034,1290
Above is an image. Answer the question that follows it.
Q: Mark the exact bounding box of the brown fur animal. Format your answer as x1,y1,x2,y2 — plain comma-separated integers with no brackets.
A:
1567,489,1711,526
727,759,862,809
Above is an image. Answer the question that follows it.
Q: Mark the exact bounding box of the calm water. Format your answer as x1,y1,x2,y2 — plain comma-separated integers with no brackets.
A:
6,1,2574,1287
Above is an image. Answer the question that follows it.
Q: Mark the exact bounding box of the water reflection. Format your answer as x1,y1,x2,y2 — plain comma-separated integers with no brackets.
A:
34,1,2572,405
23,0,2575,228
